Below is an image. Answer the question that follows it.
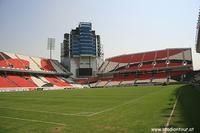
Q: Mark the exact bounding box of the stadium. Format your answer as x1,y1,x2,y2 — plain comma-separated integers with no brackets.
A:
0,2,200,133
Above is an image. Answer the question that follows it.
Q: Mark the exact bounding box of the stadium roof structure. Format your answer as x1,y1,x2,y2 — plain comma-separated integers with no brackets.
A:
106,48,191,63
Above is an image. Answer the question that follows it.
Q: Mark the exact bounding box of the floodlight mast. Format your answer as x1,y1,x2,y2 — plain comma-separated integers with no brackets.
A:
50,47,52,59
47,38,55,59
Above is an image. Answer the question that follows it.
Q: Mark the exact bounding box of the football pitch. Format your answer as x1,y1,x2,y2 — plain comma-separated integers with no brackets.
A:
0,85,199,133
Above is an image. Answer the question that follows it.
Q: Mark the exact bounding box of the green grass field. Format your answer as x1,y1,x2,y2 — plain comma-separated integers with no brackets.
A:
0,85,199,133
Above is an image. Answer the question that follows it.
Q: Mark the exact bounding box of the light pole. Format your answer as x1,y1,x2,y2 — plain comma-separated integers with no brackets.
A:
47,38,55,59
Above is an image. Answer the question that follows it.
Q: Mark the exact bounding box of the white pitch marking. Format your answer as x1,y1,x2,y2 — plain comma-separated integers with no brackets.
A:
163,90,181,133
88,89,164,117
0,115,66,126
0,107,90,117
72,112,95,115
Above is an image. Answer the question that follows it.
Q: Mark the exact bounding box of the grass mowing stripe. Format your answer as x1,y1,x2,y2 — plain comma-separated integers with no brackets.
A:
0,107,91,117
163,89,181,133
0,115,66,126
88,88,165,117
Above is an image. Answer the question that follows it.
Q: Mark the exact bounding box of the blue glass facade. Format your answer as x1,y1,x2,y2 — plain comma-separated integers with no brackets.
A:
61,22,103,78
70,22,96,56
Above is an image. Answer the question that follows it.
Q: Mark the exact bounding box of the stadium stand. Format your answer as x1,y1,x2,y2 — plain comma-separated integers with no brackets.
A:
88,48,193,87
0,51,80,91
50,60,68,73
31,75,49,87
96,80,109,87
17,54,41,71
0,48,194,89
0,75,17,87
120,80,134,85
41,59,56,71
7,75,37,87
44,76,71,87
106,81,121,86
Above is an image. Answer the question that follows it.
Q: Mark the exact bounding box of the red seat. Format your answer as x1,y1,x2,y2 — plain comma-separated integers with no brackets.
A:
41,59,55,71
154,63,167,69
7,75,37,87
0,60,8,67
153,73,168,79
4,59,29,69
0,76,17,88
138,74,152,80
45,76,71,87
139,64,153,71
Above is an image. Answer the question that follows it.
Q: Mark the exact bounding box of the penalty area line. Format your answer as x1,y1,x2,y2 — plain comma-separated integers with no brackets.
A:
0,115,66,126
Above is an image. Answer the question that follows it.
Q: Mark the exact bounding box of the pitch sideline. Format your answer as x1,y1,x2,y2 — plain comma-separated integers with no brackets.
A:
163,89,181,133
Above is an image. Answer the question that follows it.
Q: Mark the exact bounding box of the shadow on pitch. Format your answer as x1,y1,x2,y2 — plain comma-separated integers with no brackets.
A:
161,85,200,132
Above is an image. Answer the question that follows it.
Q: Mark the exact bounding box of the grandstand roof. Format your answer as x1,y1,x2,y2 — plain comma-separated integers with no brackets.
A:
106,48,191,63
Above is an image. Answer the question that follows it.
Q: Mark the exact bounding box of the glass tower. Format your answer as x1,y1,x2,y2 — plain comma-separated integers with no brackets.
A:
67,22,97,57
61,22,103,78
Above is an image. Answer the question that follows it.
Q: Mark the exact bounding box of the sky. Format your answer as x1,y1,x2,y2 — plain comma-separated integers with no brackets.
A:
0,0,200,70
